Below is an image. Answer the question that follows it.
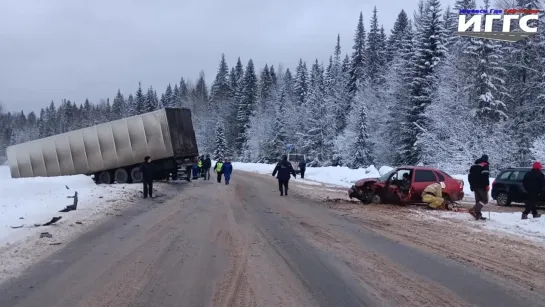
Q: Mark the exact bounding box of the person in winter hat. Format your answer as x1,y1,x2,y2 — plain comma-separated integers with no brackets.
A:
521,161,544,219
272,155,296,196
468,154,490,220
221,158,233,185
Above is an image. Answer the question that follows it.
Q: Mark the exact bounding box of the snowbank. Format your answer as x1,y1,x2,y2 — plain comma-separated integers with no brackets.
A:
439,211,545,243
0,166,143,246
232,162,388,187
0,165,151,282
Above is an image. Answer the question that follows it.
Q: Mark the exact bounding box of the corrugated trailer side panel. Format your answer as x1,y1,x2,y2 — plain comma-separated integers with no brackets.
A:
165,108,199,157
7,109,175,178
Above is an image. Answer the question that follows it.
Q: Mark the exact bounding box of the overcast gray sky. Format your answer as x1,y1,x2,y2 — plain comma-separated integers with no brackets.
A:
1,0,436,113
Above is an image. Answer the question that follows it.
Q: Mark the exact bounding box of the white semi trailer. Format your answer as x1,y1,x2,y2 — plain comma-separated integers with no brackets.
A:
6,108,199,184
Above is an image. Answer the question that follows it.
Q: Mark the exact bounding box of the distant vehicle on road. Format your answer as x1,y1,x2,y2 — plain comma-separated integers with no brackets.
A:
348,166,464,205
288,153,306,174
6,108,199,184
492,167,545,207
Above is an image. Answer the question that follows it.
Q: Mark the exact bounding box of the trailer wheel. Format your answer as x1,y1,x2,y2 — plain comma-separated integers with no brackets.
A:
130,167,143,183
115,168,130,184
98,171,113,184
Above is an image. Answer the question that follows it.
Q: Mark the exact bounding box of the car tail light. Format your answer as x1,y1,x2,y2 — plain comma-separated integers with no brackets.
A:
459,180,464,190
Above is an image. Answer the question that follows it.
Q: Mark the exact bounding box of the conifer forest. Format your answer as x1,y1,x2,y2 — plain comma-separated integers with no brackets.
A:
1,0,544,175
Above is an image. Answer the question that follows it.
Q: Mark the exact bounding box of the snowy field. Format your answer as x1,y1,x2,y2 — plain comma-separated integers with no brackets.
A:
232,162,543,243
0,165,149,282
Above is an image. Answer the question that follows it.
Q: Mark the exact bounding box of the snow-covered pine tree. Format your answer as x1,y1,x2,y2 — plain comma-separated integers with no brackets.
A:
144,86,158,113
112,89,125,120
386,10,409,62
126,94,136,117
293,59,308,106
505,0,545,164
301,60,335,164
403,0,447,165
164,84,174,108
226,58,245,151
342,80,374,168
178,77,190,108
348,12,367,97
264,85,289,162
213,120,227,160
235,59,258,159
210,54,231,112
366,7,385,84
135,82,146,115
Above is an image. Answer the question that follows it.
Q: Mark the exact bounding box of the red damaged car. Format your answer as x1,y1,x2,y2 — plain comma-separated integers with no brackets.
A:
348,166,464,205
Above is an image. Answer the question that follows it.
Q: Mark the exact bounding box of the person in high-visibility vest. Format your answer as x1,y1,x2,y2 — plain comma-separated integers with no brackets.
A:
197,157,203,178
214,159,224,183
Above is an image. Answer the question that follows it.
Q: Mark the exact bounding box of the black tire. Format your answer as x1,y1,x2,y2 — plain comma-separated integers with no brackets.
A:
371,193,382,204
114,168,129,184
496,192,511,206
98,171,113,184
131,166,143,183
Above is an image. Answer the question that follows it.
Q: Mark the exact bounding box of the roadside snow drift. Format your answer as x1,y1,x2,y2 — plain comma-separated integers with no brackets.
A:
439,211,545,243
0,166,142,246
232,162,392,187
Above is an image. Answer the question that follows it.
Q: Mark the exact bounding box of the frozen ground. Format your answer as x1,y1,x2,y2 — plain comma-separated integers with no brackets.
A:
0,165,154,282
436,211,545,243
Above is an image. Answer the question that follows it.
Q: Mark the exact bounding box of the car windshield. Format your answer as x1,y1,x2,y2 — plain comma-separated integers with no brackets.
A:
378,169,395,182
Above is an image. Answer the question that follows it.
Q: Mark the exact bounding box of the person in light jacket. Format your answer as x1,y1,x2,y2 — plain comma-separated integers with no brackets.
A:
421,182,445,209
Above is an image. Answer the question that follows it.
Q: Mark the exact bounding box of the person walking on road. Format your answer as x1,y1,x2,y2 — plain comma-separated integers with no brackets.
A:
299,158,307,179
203,154,211,180
522,161,544,219
222,158,233,185
272,155,296,196
215,158,224,183
468,154,490,220
140,156,154,199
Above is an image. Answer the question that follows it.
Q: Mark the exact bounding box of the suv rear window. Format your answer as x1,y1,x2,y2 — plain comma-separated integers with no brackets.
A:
509,170,528,181
498,171,511,180
415,170,437,182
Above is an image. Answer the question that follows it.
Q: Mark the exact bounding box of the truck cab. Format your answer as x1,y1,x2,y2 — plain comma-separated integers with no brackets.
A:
288,154,306,174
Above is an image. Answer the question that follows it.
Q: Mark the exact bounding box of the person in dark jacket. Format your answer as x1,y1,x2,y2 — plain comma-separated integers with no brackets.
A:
140,156,154,199
298,158,307,179
222,158,233,185
522,161,544,219
468,154,490,220
203,154,212,180
272,155,296,196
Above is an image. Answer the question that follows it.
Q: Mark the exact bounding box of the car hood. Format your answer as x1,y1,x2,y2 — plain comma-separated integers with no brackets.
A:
354,177,379,188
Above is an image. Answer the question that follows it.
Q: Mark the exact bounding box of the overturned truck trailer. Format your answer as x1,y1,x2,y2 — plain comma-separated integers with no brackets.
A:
7,108,199,184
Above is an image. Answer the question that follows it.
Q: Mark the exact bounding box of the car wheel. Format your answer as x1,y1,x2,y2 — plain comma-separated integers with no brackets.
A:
496,192,511,206
371,193,382,204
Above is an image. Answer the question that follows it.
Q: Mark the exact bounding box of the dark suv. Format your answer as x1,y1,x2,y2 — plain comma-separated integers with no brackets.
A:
491,167,545,206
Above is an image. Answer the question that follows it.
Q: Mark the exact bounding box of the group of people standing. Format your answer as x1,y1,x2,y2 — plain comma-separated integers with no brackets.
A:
191,155,233,185
468,154,543,220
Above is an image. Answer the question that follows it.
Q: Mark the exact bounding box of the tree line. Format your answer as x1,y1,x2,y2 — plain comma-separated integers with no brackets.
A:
1,0,544,174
